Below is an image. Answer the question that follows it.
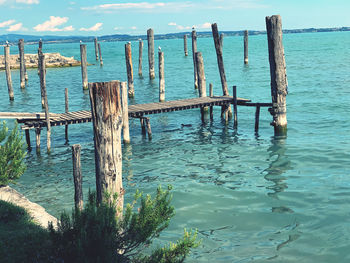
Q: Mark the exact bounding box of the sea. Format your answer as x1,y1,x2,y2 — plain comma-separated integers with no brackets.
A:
1,31,350,262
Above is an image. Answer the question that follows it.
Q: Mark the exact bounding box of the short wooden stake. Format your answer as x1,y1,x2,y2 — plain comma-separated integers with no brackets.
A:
94,37,99,61
209,83,213,121
233,86,238,128
98,43,103,66
140,117,146,135
25,129,31,151
184,34,188,56
4,45,14,101
147,28,155,79
195,52,207,122
145,117,152,140
191,28,198,89
120,81,130,144
89,81,124,212
211,23,232,119
35,128,41,153
125,42,134,97
72,144,83,211
266,15,288,136
255,105,261,133
138,39,143,76
18,39,26,89
80,44,88,90
158,48,165,102
65,88,69,142
244,30,249,64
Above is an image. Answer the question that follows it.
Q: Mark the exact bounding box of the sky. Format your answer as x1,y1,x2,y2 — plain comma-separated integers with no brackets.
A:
0,0,349,36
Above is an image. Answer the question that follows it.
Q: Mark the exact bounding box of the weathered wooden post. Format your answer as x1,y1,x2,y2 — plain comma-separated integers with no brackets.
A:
184,34,188,56
145,117,152,140
65,88,69,142
94,37,99,61
25,130,31,151
158,48,165,102
232,86,238,128
138,39,143,76
37,39,43,75
244,30,249,64
18,39,26,89
80,43,88,90
4,44,14,101
39,53,51,153
140,118,146,135
195,52,207,122
266,15,288,136
211,23,232,121
72,144,83,211
37,49,45,108
220,33,224,49
209,83,213,121
191,28,198,89
120,81,130,144
125,42,134,98
98,43,103,66
35,128,41,153
89,80,124,212
147,28,155,79
255,105,261,133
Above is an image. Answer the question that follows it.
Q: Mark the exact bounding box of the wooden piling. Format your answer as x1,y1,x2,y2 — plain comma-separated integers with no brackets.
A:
125,42,134,98
233,86,238,128
209,83,213,121
195,52,207,122
4,45,14,101
37,49,45,108
255,105,261,133
80,44,88,90
18,39,26,89
266,15,288,136
39,39,43,50
145,117,152,140
120,81,130,144
138,39,143,76
94,37,99,61
147,28,155,79
89,81,124,211
25,130,31,151
211,23,232,120
37,39,42,75
191,28,198,89
184,34,188,56
140,118,146,135
72,144,83,211
35,128,41,153
65,88,69,142
98,43,103,66
39,53,51,153
158,48,165,102
220,33,224,49
244,30,249,64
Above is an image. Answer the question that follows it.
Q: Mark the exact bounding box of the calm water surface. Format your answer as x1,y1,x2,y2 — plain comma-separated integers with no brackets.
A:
1,31,350,262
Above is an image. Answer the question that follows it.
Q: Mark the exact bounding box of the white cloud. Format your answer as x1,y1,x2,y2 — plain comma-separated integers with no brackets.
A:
131,26,137,30
168,22,177,26
199,22,211,29
79,22,103,32
34,16,74,32
0,19,15,27
7,22,26,31
16,0,39,4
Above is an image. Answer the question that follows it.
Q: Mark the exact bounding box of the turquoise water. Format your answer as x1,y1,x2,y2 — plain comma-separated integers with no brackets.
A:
1,31,350,262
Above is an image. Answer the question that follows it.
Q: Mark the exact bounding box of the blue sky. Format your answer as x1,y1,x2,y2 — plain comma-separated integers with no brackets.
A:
0,0,349,36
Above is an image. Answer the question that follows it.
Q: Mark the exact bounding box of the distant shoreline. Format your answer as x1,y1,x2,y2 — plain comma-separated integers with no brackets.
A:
1,26,349,46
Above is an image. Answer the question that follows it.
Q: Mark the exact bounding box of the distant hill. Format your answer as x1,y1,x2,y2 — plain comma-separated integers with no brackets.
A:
1,27,349,45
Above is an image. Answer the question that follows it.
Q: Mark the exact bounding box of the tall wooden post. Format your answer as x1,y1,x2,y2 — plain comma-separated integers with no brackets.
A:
4,45,14,101
80,44,88,90
89,81,124,213
220,33,224,49
232,86,238,129
244,30,249,64
94,37,99,61
195,52,207,122
138,39,143,76
35,128,41,153
266,15,288,136
98,43,103,66
120,81,130,144
65,88,69,142
72,144,83,211
18,39,26,89
211,23,232,120
125,42,134,98
184,34,188,56
37,39,42,75
209,83,213,121
191,28,198,89
255,105,261,133
37,49,45,108
145,117,152,140
158,48,165,102
25,130,31,151
147,28,155,79
39,53,51,153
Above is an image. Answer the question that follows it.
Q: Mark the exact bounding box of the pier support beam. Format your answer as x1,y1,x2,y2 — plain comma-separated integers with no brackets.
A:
191,28,198,89
233,86,238,129
35,128,41,153
4,44,14,101
25,130,31,152
125,42,134,97
255,105,261,133
147,29,155,79
80,44,88,90
72,144,83,211
209,83,213,121
158,48,165,102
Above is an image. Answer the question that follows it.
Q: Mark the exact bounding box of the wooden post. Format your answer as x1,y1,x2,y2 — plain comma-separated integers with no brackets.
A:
120,81,130,144
25,130,31,151
233,86,238,129
37,49,45,108
158,48,165,102
195,52,207,122
39,53,51,153
266,15,288,136
18,39,25,89
94,37,99,61
138,39,143,76
72,144,83,211
209,83,213,121
37,39,42,75
89,81,124,212
4,45,14,101
140,118,146,135
35,128,41,153
98,43,103,66
145,117,152,140
191,28,198,89
220,33,224,49
125,42,134,98
39,39,43,49
80,44,88,90
147,28,155,79
244,30,249,64
65,88,69,143
184,34,188,56
255,105,261,133
211,23,232,119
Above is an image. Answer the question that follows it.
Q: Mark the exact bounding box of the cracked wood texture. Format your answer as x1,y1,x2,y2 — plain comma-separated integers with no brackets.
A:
125,42,134,97
147,28,155,79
